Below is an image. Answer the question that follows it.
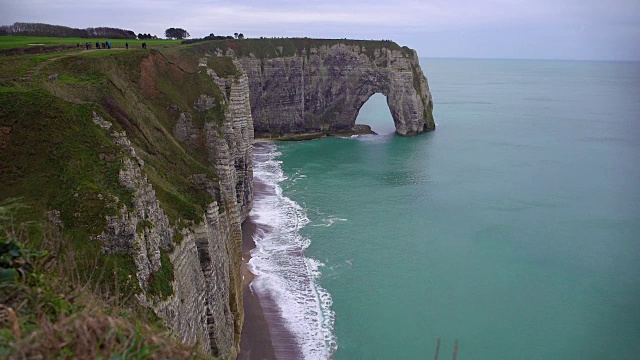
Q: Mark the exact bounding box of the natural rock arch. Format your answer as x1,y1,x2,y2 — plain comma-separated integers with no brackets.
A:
355,93,397,134
236,42,435,137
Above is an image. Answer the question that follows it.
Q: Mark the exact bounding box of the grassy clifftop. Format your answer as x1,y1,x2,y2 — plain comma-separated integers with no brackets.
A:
186,37,415,60
0,36,181,50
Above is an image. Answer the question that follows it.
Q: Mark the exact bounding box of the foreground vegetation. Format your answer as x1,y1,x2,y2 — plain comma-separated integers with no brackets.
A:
0,200,214,359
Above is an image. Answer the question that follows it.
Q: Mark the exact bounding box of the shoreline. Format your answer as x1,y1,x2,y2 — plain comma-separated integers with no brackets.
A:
238,213,275,360
238,143,303,360
253,124,376,141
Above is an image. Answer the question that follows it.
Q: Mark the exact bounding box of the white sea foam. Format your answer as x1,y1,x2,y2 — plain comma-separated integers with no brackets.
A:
288,170,307,185
345,259,353,267
248,143,337,359
311,215,347,227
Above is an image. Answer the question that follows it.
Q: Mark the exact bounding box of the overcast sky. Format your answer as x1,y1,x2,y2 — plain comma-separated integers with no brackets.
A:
1,0,639,60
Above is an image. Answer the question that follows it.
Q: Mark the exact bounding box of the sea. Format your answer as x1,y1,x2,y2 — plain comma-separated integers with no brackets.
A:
247,58,640,359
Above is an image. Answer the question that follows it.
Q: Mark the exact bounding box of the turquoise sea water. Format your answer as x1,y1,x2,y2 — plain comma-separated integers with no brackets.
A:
256,59,640,359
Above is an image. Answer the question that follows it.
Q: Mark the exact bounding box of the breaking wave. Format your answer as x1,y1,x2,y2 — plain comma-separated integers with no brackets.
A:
248,142,337,359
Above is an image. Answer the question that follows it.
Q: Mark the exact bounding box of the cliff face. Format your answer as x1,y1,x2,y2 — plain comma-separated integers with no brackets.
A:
96,54,252,355
98,53,254,356
227,40,435,136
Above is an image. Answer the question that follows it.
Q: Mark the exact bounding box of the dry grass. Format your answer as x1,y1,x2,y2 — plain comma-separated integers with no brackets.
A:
0,202,214,359
10,310,205,360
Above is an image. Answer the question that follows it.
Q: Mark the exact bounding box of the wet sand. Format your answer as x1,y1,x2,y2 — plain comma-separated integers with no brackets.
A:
238,215,276,360
238,143,303,360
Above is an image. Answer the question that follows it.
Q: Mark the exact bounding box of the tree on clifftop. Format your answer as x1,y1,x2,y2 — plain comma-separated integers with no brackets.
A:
164,28,190,39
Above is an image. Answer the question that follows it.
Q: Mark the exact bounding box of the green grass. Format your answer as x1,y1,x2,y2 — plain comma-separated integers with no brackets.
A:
0,89,131,228
146,249,174,300
136,219,155,235
0,36,183,80
0,36,182,50
188,37,411,60
0,46,231,313
0,51,76,80
0,45,230,235
206,56,241,77
31,49,222,224
0,88,143,295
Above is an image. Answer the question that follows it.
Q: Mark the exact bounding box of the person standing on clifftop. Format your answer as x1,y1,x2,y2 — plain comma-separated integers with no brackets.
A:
125,42,129,50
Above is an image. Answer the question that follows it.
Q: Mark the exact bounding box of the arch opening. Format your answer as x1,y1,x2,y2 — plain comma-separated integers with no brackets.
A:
355,93,396,135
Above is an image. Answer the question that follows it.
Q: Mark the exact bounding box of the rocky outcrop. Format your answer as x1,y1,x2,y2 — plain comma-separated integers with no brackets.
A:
201,57,254,220
231,41,434,136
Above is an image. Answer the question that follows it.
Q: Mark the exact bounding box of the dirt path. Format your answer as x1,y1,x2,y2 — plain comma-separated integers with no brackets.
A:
20,48,128,81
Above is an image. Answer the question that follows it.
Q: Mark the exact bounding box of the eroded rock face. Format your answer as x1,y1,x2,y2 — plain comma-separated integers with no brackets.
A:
200,57,254,351
194,94,217,112
173,112,197,144
93,54,254,357
236,44,435,136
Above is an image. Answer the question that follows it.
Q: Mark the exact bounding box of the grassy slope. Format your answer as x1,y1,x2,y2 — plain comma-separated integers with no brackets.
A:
37,49,227,223
0,88,145,293
0,36,182,50
0,36,183,81
3,50,217,221
0,41,237,358
0,51,75,80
